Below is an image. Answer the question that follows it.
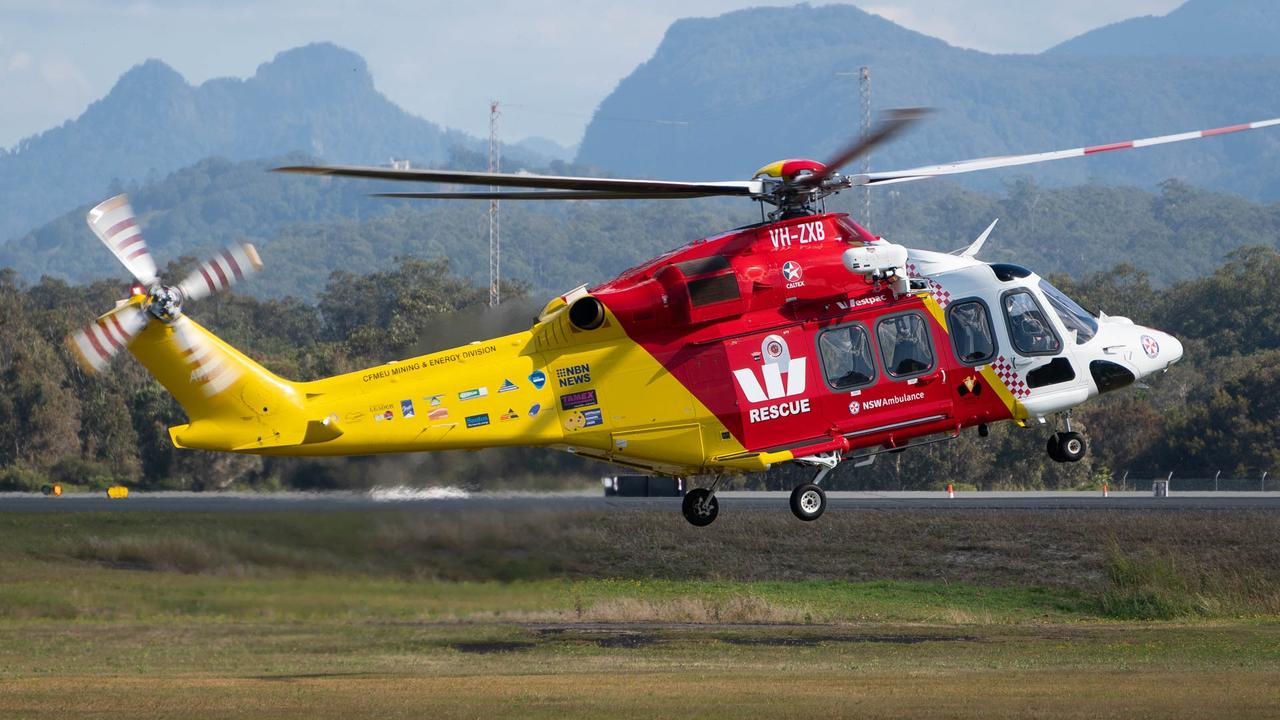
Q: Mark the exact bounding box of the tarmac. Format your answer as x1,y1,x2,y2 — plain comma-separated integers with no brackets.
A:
2,489,1278,513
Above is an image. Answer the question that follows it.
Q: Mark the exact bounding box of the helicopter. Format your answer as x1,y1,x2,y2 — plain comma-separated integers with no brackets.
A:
68,111,1279,526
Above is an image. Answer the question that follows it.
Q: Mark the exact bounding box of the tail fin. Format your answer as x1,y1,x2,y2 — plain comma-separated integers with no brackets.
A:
127,313,308,452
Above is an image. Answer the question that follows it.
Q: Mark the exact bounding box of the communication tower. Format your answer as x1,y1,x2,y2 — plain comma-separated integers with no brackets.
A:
489,100,501,307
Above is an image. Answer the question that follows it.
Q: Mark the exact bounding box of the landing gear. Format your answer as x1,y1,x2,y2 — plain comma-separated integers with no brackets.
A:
682,487,719,526
1046,412,1086,463
789,483,827,521
1048,432,1086,463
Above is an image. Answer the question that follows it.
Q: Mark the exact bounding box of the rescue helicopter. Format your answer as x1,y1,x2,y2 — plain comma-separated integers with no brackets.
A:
68,111,1279,526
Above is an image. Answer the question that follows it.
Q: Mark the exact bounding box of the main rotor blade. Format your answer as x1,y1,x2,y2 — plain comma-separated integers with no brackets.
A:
796,107,931,188
177,243,263,303
855,116,1280,187
275,164,760,196
67,303,149,373
374,190,733,200
86,194,159,286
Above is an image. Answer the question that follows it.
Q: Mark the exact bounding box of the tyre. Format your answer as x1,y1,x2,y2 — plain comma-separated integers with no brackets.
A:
1046,434,1064,463
1057,432,1086,462
681,488,719,527
789,483,827,522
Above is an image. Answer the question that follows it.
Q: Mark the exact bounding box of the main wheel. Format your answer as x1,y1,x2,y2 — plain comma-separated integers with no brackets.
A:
789,483,827,522
1057,431,1087,462
1046,434,1065,463
681,488,719,527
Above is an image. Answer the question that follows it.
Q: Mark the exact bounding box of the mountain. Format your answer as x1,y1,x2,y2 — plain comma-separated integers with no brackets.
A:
575,3,1280,199
1049,0,1280,57
0,43,550,244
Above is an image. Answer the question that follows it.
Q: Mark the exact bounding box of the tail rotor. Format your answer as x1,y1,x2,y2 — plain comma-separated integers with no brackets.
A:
67,194,263,397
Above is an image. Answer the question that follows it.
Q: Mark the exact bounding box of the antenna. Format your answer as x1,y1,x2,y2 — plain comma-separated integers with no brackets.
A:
860,66,871,227
488,100,501,307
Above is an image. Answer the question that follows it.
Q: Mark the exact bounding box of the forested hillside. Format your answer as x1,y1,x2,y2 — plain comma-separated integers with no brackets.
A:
577,2,1280,198
0,248,1275,493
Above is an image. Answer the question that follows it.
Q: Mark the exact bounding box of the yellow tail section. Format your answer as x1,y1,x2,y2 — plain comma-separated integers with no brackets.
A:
127,314,308,452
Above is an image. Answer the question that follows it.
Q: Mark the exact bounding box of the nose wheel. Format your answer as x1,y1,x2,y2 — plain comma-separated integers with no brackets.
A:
682,487,719,526
789,483,827,521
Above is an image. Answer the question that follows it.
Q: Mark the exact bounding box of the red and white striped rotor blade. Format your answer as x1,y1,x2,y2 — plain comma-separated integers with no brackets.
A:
172,317,240,396
67,304,149,373
86,194,159,286
856,116,1280,186
177,243,263,302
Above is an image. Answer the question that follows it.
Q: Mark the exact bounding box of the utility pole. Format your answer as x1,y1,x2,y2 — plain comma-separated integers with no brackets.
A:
860,66,872,227
488,100,501,307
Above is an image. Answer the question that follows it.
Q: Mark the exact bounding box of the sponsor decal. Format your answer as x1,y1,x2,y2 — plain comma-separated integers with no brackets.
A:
528,370,547,389
563,408,603,430
767,219,826,248
465,413,490,428
556,363,591,387
528,402,542,417
848,400,860,416
1141,334,1160,359
374,409,395,422
835,293,890,310
862,391,926,411
733,334,812,424
343,411,366,423
400,399,415,418
560,389,598,411
958,375,983,397
781,260,805,289
427,394,444,407
500,408,519,422
428,407,449,420
498,379,519,393
369,403,394,413
426,344,498,368
361,361,426,383
459,387,488,401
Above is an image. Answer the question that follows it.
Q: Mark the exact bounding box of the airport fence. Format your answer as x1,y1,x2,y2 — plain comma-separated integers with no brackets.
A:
1115,471,1272,492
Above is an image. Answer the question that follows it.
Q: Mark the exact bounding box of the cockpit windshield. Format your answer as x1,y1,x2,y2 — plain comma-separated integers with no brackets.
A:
1039,280,1097,344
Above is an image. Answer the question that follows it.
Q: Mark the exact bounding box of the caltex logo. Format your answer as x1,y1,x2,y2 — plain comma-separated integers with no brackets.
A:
782,261,803,283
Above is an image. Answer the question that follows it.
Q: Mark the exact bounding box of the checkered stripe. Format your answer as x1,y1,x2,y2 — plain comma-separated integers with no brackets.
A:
927,279,951,307
990,355,1030,398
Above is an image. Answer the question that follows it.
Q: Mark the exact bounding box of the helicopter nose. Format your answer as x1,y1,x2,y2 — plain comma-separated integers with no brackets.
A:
1135,329,1182,373
1165,334,1184,364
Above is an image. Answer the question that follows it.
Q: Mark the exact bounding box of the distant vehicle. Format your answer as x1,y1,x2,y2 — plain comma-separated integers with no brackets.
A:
603,475,685,498
67,111,1278,526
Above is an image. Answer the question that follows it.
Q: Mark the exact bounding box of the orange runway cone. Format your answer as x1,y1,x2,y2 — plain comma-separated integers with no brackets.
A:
947,483,955,499
1103,483,1109,498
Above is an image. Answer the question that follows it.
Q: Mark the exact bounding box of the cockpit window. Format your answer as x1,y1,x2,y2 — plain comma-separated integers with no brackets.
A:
819,323,877,390
1039,280,1097,344
947,300,996,365
1002,290,1061,356
877,313,935,378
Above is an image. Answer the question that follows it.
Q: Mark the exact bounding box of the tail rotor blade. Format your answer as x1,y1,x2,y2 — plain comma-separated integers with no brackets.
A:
86,195,159,286
177,243,263,303
172,316,239,396
67,304,149,373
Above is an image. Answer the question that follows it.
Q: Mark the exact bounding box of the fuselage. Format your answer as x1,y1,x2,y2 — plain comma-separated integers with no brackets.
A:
141,211,1181,477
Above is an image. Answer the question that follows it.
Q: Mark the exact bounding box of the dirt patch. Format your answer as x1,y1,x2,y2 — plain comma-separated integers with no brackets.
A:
450,641,536,654
721,633,979,646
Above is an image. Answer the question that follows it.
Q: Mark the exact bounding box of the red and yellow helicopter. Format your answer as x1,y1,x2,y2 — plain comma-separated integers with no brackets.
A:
69,111,1279,525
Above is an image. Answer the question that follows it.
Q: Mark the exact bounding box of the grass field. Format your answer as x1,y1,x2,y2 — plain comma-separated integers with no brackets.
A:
1,507,1279,718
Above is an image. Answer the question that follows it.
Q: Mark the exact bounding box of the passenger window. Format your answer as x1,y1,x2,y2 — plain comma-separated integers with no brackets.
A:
819,324,877,389
1003,291,1061,356
947,300,996,365
876,313,934,378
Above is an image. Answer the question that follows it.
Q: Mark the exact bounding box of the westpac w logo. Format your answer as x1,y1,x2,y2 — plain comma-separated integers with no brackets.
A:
732,334,807,403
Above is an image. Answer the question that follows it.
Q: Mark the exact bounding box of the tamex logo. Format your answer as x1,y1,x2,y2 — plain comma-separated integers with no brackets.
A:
732,334,810,423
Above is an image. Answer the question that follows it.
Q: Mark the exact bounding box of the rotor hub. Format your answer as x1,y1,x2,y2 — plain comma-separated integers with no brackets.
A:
146,284,183,322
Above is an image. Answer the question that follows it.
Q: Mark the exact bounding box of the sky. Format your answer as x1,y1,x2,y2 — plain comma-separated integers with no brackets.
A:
0,0,1183,151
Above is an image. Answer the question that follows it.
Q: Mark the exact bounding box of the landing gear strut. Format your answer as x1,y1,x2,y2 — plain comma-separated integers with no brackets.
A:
1047,412,1087,463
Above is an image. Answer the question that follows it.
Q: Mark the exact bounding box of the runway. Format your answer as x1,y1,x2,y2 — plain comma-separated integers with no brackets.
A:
3,489,1279,513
